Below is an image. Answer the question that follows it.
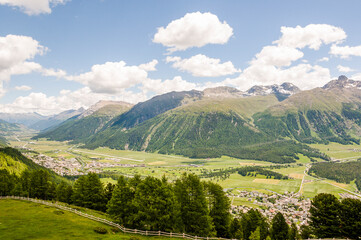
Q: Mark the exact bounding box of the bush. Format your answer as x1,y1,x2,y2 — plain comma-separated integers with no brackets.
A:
53,210,64,215
94,227,107,234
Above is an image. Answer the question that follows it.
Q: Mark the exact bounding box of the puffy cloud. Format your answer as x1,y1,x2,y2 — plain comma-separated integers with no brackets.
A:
0,0,69,15
223,24,344,90
0,34,47,97
153,12,233,53
139,59,158,71
251,46,304,67
0,87,148,115
337,65,355,73
317,57,329,62
66,60,157,94
274,24,346,50
0,34,46,74
142,76,197,95
39,68,67,78
166,54,240,77
15,85,32,91
330,44,361,59
225,63,330,90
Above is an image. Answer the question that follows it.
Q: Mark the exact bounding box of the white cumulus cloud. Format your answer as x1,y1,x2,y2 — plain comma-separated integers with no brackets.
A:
317,57,329,62
166,54,240,77
330,44,361,59
142,76,197,95
66,60,157,94
15,85,32,91
223,24,342,90
337,65,355,73
153,12,233,53
274,24,346,50
252,45,304,67
0,0,69,15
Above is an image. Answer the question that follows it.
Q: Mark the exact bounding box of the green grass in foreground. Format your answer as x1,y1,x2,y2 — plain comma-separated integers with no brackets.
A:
0,199,173,240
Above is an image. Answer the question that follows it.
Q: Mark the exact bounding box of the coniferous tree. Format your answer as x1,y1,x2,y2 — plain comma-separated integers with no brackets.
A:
30,169,50,199
229,218,243,239
174,173,215,237
309,193,341,238
20,170,31,197
339,198,361,239
241,209,268,240
204,181,231,238
133,176,181,231
0,169,16,196
288,222,299,240
250,227,261,240
56,181,73,203
107,176,137,227
72,175,86,206
83,173,106,211
104,182,115,202
299,225,311,239
270,212,289,240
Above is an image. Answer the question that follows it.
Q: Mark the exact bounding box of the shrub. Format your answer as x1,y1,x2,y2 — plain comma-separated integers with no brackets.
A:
94,227,107,234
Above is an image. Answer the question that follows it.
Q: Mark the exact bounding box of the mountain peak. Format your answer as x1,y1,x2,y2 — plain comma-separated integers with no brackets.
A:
323,76,361,90
338,75,348,81
79,100,133,119
245,82,300,101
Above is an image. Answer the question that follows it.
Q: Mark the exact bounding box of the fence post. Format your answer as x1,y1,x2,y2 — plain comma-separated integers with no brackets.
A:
146,230,148,236
170,232,172,237
183,233,185,238
159,231,160,236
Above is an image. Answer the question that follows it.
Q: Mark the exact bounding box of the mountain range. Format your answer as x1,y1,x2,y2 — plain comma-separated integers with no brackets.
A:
31,76,361,163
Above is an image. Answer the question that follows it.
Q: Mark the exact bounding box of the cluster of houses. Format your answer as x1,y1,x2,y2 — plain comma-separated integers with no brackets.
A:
229,190,311,226
25,153,83,176
25,153,145,176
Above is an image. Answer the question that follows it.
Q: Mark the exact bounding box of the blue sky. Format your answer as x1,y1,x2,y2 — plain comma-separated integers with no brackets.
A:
0,0,361,115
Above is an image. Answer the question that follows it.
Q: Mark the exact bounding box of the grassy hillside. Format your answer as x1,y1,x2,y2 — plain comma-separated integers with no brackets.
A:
253,88,361,145
0,199,173,240
86,95,327,163
174,94,279,118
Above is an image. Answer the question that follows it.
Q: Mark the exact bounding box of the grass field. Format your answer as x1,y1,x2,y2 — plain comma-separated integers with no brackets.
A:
0,199,174,240
310,142,361,160
8,139,360,198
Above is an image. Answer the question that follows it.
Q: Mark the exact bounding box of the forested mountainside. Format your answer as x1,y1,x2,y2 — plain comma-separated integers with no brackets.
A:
0,147,59,179
36,77,361,163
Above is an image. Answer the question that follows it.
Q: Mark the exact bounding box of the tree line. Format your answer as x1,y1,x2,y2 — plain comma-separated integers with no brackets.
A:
1,168,360,239
199,166,289,181
309,159,361,190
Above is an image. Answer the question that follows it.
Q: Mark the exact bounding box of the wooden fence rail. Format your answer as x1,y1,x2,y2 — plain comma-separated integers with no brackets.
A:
0,196,231,240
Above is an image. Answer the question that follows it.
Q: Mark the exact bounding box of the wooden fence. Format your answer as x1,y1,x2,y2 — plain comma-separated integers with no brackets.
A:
0,196,231,240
